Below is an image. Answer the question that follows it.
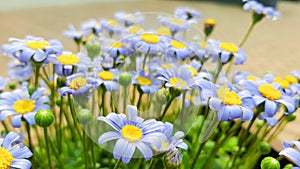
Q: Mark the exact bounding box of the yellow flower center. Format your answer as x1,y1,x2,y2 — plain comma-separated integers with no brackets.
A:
274,77,290,89
121,124,143,142
141,33,160,44
110,42,123,48
187,66,197,77
205,18,216,26
13,100,35,114
162,141,169,149
69,77,87,90
108,20,118,26
136,77,152,86
199,41,207,48
170,17,184,25
246,76,257,82
128,26,143,34
162,63,173,70
170,40,186,49
26,40,50,50
217,88,242,105
57,54,79,65
259,84,281,100
285,75,298,84
157,27,171,36
98,71,115,81
170,77,187,90
0,147,14,169
219,42,239,53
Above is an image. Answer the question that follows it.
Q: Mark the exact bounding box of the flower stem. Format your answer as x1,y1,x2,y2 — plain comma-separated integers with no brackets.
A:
158,97,175,121
83,129,89,169
34,64,42,89
239,22,256,47
68,94,82,141
123,86,127,113
113,159,122,169
44,128,52,168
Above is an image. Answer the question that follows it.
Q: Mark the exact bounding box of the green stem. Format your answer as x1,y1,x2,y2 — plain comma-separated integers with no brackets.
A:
113,159,122,169
101,86,107,116
179,92,187,129
158,97,175,121
137,90,143,109
49,136,64,168
44,128,52,168
83,129,89,169
25,122,33,151
1,121,9,132
213,62,223,83
68,94,82,141
148,158,156,169
239,22,256,47
34,64,42,89
123,86,127,113
142,50,150,69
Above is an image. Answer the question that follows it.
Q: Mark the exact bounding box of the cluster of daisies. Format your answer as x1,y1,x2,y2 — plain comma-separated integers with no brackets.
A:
0,0,297,168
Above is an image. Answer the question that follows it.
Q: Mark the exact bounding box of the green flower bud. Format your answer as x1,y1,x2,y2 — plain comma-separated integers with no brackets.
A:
28,87,35,96
260,141,271,155
256,120,264,128
8,83,16,90
283,164,294,169
77,109,93,124
119,72,132,87
286,113,296,122
86,42,100,60
204,18,215,37
156,88,169,104
35,109,55,128
261,157,280,169
55,99,62,106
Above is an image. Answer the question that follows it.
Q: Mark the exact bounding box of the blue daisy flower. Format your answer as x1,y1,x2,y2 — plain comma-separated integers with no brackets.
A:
80,18,102,35
115,11,144,27
130,33,166,55
209,40,247,65
96,69,120,91
243,0,281,20
174,6,201,23
161,122,188,151
8,61,33,82
0,85,50,128
102,40,131,58
98,105,167,164
132,69,162,94
198,80,254,121
158,64,198,91
63,24,90,42
49,51,91,76
158,15,191,35
279,141,300,169
232,71,259,84
60,73,99,96
2,35,63,64
0,131,33,169
241,80,295,117
166,39,191,60
101,19,123,36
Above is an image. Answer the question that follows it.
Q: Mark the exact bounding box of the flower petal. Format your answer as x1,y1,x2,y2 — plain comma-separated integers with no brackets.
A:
136,142,153,161
98,131,121,144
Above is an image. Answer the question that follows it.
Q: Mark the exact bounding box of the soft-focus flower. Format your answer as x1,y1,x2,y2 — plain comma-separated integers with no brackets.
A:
2,36,63,63
102,40,131,58
98,105,166,164
0,131,33,169
166,39,191,60
63,24,90,43
243,0,281,20
115,11,144,27
101,19,123,36
8,61,33,82
131,33,166,55
0,85,50,128
279,141,300,169
241,80,295,117
0,76,9,91
209,40,247,65
49,51,91,76
96,69,120,91
161,122,188,151
174,6,201,22
80,18,102,35
198,80,254,121
132,69,162,94
60,73,99,96
158,15,191,35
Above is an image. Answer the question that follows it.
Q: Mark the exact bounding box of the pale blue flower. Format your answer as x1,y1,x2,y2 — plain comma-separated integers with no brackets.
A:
80,18,102,35
101,19,123,36
0,131,33,169
96,69,120,91
132,69,162,94
98,105,167,164
8,62,33,82
0,85,50,128
243,0,281,20
279,141,300,169
130,33,166,55
115,11,144,27
158,15,191,35
174,6,201,22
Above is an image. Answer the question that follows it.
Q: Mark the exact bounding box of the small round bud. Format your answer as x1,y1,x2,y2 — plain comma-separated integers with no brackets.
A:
8,83,16,90
286,113,296,122
204,18,215,37
260,141,271,155
283,164,294,169
35,109,55,128
86,42,100,60
119,72,132,87
55,99,62,106
256,120,264,128
156,88,169,104
261,157,280,169
77,109,93,124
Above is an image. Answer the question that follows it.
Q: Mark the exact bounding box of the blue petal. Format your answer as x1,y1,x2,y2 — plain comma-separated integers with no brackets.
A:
12,115,22,128
240,106,253,121
253,95,265,106
228,105,242,120
277,96,295,114
11,159,32,169
113,139,126,160
218,105,229,121
0,110,15,121
98,131,121,144
121,142,136,164
23,113,36,126
136,142,153,161
142,132,166,149
279,148,300,166
10,145,32,158
2,132,20,148
264,99,278,117
209,97,222,111
127,105,138,122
